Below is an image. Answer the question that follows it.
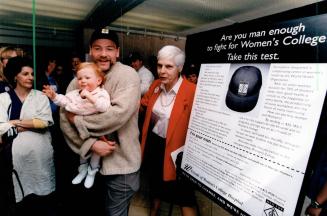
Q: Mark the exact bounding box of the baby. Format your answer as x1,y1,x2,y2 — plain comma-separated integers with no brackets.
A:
43,62,115,188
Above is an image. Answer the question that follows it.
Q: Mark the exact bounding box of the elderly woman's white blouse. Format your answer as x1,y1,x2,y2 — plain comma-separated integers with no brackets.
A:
0,90,55,202
152,77,183,138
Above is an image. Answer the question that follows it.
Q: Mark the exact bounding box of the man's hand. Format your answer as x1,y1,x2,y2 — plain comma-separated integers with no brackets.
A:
91,140,116,157
66,111,76,125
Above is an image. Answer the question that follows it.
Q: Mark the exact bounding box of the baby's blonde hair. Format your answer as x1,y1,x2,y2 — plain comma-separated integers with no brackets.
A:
77,62,106,85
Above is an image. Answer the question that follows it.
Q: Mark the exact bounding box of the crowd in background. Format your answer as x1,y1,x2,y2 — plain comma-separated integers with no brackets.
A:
0,31,201,216
0,28,326,216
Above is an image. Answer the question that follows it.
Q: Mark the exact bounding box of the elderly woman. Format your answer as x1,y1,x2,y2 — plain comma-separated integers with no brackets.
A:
0,57,55,215
140,45,197,216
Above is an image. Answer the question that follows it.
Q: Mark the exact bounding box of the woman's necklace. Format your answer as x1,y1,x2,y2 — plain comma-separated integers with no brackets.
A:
160,93,176,107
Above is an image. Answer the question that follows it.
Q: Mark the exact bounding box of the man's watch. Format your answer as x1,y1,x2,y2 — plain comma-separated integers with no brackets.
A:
310,200,323,209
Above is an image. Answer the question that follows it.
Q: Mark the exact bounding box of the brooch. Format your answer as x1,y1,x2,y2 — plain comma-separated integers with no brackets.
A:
154,87,159,94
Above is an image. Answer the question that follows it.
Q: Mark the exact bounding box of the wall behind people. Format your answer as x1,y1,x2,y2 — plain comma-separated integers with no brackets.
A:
0,25,77,48
83,28,186,65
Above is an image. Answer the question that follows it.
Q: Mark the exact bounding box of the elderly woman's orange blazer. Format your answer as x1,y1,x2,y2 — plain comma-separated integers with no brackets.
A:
140,79,196,181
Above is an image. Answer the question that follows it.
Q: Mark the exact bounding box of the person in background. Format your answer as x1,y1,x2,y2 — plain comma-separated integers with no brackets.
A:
304,137,327,215
305,182,327,215
0,56,55,216
54,62,73,94
0,47,18,93
37,56,75,215
0,46,19,215
129,51,154,96
0,60,10,93
140,45,198,216
0,47,18,69
15,47,24,57
129,52,154,138
303,101,327,216
186,63,199,85
44,58,74,215
36,57,60,113
305,146,327,216
71,53,82,76
148,55,159,80
60,28,141,216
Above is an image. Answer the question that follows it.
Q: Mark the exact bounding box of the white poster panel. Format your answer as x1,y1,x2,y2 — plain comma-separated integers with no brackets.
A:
182,63,327,216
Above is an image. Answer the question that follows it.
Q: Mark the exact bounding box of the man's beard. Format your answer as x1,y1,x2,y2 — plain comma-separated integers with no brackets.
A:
96,58,113,73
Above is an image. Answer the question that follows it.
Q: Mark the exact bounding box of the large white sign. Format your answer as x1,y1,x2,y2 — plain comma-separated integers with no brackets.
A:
182,63,327,216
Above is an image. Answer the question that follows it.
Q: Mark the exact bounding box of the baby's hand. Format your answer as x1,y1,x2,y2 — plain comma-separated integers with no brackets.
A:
80,89,91,99
42,85,56,100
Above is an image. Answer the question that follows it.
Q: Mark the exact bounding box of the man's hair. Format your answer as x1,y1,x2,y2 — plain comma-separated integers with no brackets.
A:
89,28,119,48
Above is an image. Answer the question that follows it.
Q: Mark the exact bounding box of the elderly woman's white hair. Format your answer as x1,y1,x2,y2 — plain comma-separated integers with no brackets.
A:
157,45,185,69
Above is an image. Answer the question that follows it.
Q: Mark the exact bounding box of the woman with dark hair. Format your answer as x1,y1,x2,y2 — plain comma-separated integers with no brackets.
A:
0,56,55,215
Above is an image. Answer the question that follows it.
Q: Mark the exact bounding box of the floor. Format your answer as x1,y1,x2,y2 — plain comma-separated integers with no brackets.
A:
129,190,232,216
128,178,310,216
128,175,231,216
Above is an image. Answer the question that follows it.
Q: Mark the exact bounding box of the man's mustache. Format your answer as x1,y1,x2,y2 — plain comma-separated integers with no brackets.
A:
98,57,110,61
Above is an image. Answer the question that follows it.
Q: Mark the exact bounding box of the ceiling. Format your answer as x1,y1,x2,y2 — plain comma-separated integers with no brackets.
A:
0,0,324,41
0,0,100,30
109,0,323,36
